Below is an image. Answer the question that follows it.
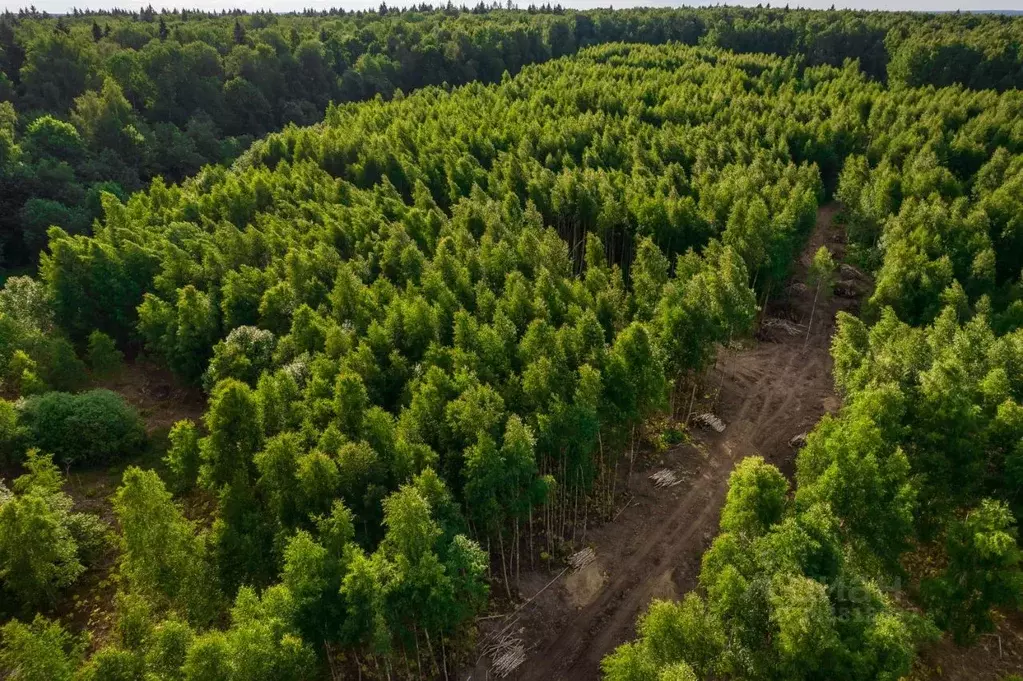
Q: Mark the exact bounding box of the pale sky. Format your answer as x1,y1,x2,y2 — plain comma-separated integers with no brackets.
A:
2,0,1022,17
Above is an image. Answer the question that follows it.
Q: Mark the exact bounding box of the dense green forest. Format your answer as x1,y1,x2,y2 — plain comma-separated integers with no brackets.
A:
2,4,1023,267
1,5,1023,681
602,42,1023,681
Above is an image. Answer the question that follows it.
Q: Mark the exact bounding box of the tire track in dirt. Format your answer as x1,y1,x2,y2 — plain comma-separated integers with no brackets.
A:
506,204,853,681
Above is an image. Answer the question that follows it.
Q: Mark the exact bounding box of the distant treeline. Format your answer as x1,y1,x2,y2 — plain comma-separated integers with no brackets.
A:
0,5,1021,267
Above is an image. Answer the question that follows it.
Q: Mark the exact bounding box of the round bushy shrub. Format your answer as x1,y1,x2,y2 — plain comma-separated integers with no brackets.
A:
18,389,145,467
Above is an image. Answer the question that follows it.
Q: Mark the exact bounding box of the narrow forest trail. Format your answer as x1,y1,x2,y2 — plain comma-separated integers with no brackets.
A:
476,203,864,681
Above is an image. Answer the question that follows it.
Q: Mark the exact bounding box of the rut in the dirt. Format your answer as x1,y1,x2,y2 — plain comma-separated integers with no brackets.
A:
498,204,858,681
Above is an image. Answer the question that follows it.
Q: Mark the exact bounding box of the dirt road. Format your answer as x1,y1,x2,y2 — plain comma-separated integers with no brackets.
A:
482,203,857,681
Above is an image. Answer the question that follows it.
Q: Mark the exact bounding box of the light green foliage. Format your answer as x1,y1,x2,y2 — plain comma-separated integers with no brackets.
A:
795,396,916,567
0,5,1013,269
39,226,159,344
146,618,194,681
333,371,368,439
632,237,670,320
209,475,275,594
294,450,340,520
0,277,53,332
339,547,390,654
719,457,789,540
808,247,836,300
0,398,20,466
601,642,658,681
769,575,839,674
43,338,90,393
75,646,145,681
924,499,1023,644
4,350,46,396
86,330,123,377
315,501,356,556
0,452,95,609
0,100,16,167
867,199,986,325
604,322,667,427
199,379,262,490
656,663,698,681
114,592,154,651
255,369,304,437
637,596,724,678
180,632,232,681
381,485,440,562
723,196,771,281
0,278,91,394
282,530,345,641
334,440,385,529
0,616,84,681
613,365,938,681
690,501,921,681
113,467,217,624
220,585,316,681
139,285,218,383
443,533,490,624
463,414,546,589
254,431,303,529
378,484,489,647
446,380,505,444
163,420,201,493
830,312,871,395
70,78,142,161
825,303,1023,519
654,244,756,377
608,79,1023,675
22,115,84,161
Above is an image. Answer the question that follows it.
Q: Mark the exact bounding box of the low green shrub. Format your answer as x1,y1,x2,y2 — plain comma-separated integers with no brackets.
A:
86,331,124,378
19,389,145,467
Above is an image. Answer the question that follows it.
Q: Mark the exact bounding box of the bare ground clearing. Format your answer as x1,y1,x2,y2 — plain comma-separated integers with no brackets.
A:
51,359,208,649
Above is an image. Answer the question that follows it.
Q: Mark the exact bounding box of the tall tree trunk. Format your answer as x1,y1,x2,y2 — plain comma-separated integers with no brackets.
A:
572,469,580,543
627,425,636,486
560,452,568,540
582,477,589,543
804,281,820,351
529,505,535,569
515,518,520,586
498,530,511,599
424,627,437,676
758,280,773,330
400,646,411,680
412,627,424,681
545,496,552,557
686,378,698,424
610,457,619,519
